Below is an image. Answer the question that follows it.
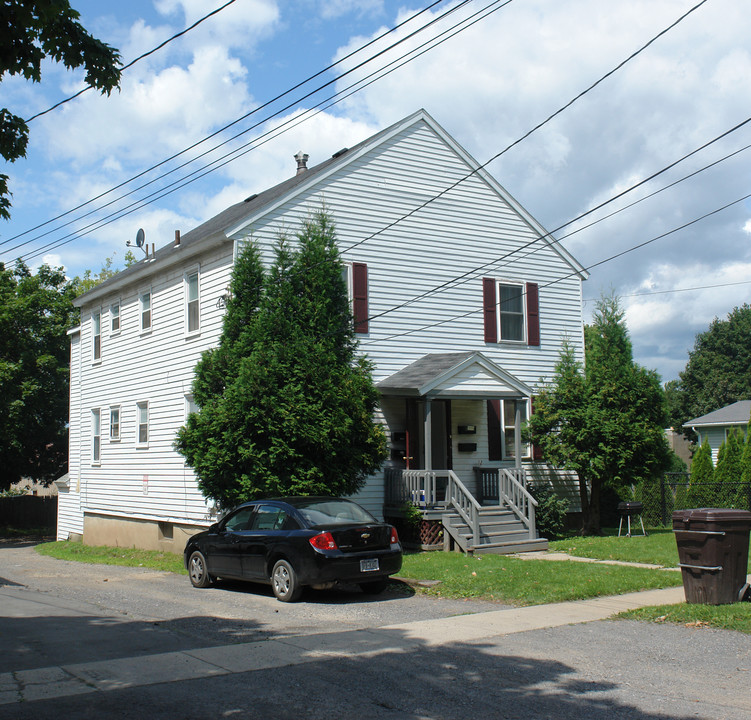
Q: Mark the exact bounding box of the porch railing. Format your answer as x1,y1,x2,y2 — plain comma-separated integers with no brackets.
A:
474,466,538,538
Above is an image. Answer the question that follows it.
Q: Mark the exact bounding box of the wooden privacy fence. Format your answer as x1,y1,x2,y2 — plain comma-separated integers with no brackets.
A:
0,496,57,529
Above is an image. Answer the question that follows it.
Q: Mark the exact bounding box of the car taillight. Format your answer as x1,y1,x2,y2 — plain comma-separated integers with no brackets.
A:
390,527,399,545
309,532,338,550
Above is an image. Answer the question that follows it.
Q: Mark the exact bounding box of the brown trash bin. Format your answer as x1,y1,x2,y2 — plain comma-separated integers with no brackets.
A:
672,508,751,605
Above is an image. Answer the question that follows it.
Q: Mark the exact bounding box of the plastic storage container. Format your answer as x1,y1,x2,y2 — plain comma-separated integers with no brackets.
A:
672,508,751,605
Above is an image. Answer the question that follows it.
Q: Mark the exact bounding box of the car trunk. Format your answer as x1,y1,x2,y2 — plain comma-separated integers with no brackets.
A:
329,525,392,552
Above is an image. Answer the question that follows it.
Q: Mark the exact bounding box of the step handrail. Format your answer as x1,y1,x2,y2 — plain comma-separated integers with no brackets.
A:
499,468,538,539
445,469,481,548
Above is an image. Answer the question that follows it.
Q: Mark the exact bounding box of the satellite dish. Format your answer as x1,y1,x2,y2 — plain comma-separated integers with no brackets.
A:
135,228,145,248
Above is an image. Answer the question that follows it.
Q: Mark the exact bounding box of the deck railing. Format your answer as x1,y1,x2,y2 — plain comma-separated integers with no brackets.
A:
474,466,538,539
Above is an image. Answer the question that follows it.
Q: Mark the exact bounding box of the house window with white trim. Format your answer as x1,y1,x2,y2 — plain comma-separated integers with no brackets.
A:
185,270,200,334
109,406,120,441
92,409,101,464
140,290,152,332
92,312,101,361
136,402,149,445
487,399,531,461
498,283,525,342
110,301,120,334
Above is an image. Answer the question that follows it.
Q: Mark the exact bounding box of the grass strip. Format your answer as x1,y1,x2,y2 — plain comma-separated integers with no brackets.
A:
618,602,751,634
36,540,187,574
400,552,681,605
549,529,680,567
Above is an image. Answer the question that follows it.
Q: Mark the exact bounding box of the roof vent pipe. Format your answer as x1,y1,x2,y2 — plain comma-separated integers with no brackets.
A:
294,151,309,176
175,229,181,246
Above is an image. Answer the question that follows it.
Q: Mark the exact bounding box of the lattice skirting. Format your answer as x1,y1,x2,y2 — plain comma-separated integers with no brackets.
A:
418,519,443,549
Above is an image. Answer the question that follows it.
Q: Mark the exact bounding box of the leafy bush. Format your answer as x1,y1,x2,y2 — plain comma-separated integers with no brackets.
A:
529,484,569,540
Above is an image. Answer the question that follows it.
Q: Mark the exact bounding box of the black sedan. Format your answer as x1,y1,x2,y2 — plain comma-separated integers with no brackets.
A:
184,496,402,602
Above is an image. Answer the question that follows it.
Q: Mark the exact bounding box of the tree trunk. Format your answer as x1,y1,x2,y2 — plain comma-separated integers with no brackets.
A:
581,479,602,535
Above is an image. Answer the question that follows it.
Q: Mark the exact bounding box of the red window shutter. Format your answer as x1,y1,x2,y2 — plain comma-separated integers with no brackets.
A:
530,395,543,461
487,399,502,461
483,278,497,343
526,282,540,346
352,262,368,334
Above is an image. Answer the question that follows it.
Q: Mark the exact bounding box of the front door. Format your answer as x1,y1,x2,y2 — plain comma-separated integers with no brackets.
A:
405,399,452,471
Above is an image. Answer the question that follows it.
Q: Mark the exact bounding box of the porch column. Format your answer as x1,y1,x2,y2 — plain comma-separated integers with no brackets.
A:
424,399,433,471
514,401,522,470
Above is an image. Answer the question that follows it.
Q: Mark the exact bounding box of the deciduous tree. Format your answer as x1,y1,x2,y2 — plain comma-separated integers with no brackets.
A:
0,0,121,218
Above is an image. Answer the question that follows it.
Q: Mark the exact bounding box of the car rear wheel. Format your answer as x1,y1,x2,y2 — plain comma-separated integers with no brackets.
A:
271,559,302,602
359,579,389,594
188,550,213,588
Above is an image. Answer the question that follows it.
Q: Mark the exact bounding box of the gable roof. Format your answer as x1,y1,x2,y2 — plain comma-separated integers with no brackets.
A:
378,351,532,398
74,109,588,307
685,400,751,428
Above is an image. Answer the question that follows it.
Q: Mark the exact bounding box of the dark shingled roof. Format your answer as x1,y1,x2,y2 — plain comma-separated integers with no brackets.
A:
685,400,751,428
378,352,475,394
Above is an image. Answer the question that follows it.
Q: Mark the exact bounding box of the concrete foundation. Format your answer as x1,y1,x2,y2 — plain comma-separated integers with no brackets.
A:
83,513,206,554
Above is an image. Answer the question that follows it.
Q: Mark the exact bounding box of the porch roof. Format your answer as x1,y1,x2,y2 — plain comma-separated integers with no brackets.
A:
377,351,532,399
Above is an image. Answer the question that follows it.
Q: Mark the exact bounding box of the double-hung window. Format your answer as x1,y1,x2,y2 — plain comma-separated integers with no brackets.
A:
136,402,149,446
482,278,540,346
498,283,525,341
341,261,369,333
92,409,101,464
487,399,531,461
92,312,101,361
110,301,120,334
140,290,152,332
185,270,200,334
109,406,120,441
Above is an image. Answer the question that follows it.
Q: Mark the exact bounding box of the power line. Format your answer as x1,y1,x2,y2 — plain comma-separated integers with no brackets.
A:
3,0,451,250
25,0,239,123
15,0,505,263
584,279,751,303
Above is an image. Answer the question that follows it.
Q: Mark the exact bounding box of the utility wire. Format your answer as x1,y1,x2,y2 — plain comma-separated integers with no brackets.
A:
4,0,450,248
15,0,505,262
584,279,751,303
25,0,239,123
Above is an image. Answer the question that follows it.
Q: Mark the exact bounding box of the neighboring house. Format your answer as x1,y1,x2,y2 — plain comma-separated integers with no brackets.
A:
59,109,588,554
684,400,751,463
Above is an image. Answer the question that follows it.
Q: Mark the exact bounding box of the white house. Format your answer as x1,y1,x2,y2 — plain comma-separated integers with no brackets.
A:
60,109,588,554
685,400,751,463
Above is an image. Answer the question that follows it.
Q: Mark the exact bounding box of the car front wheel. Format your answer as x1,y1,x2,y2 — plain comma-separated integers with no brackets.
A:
271,559,302,602
188,550,213,588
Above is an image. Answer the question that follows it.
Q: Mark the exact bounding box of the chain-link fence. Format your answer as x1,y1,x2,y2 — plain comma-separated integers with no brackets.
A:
636,472,751,528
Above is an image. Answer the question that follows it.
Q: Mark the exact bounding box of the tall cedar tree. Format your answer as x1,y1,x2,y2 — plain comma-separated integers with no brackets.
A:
0,261,79,489
714,428,744,486
686,437,714,508
526,295,669,534
176,212,387,508
669,304,751,439
0,1,121,219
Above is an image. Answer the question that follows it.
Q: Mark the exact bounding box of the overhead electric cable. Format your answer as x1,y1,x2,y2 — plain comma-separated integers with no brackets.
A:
3,0,450,248
25,0,240,123
584,279,751,303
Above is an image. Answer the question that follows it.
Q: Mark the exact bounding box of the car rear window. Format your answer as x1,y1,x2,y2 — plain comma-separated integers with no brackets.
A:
296,500,376,527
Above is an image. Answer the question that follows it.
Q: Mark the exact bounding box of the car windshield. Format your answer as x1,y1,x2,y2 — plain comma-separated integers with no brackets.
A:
296,499,376,527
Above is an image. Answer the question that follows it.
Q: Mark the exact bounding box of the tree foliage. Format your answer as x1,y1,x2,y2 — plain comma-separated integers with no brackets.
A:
0,1,121,218
669,305,751,439
686,437,714,508
176,212,387,508
526,295,670,535
74,251,136,295
0,260,79,489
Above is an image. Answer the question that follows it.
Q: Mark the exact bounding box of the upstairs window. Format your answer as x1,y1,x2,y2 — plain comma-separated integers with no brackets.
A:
92,312,101,361
109,406,120,441
342,262,369,334
140,290,151,332
483,279,540,346
110,302,120,334
186,270,200,334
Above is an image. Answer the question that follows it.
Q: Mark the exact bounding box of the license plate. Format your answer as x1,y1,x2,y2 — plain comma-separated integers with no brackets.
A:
360,558,379,572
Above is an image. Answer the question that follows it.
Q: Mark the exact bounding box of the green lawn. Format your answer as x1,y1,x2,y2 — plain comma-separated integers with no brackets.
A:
399,551,680,605
549,528,680,567
618,603,751,634
36,540,187,574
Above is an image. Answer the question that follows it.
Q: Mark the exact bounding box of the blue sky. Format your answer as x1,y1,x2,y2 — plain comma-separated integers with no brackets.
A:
1,0,750,384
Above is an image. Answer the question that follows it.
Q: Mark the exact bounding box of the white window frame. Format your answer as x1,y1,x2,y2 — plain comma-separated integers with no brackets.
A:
500,398,531,461
139,289,152,333
496,281,526,343
91,408,101,465
184,267,200,335
136,401,149,447
185,394,199,421
110,300,121,335
109,405,120,441
92,311,102,362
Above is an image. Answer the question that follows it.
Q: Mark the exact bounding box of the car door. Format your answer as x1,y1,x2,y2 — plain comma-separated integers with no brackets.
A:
206,506,255,578
241,504,299,580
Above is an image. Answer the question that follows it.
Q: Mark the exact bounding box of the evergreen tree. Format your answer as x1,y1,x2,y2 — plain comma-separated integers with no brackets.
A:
686,438,714,508
714,428,743,486
735,414,751,510
176,212,387,508
526,295,670,534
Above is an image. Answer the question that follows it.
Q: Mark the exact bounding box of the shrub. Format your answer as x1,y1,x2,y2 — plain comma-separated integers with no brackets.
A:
529,484,569,540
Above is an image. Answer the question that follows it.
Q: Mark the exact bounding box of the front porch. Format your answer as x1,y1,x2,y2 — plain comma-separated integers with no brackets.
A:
384,466,548,555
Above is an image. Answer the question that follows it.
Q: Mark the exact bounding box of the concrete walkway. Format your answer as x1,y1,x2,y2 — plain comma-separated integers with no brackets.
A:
0,583,686,706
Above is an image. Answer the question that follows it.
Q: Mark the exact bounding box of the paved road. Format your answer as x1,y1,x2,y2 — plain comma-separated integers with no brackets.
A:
1,540,750,719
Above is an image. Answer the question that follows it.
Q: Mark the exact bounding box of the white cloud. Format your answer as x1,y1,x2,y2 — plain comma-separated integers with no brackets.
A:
320,1,384,20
